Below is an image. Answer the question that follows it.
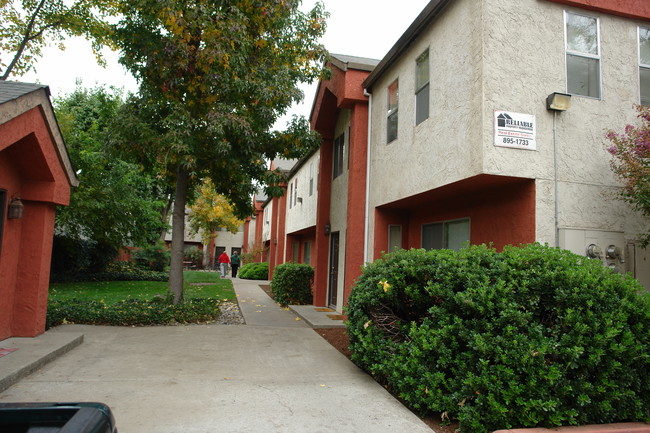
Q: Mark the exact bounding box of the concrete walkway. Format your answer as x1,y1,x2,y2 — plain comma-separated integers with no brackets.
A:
0,279,432,433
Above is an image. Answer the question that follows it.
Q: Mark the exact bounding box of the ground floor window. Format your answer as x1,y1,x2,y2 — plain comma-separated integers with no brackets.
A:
422,218,470,251
303,241,311,265
292,241,299,262
388,224,402,252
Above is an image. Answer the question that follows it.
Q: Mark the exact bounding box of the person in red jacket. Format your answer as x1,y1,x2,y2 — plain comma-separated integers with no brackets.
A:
218,251,230,278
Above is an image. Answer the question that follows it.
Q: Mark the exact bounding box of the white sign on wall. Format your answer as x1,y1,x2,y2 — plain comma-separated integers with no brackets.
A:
494,111,536,151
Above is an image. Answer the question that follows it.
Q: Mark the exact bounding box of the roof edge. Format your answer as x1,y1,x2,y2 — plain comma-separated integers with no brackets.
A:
362,0,454,91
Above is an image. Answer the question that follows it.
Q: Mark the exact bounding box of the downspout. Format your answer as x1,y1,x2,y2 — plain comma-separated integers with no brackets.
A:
363,89,372,264
553,111,559,248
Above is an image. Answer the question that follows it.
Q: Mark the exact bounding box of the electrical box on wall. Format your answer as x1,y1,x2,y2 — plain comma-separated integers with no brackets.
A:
560,229,627,274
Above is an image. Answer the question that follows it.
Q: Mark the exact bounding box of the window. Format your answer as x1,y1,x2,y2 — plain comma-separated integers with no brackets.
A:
388,225,402,251
422,219,470,251
640,27,650,105
304,241,312,265
415,50,430,125
387,79,399,142
565,11,601,98
333,133,345,179
293,179,298,206
309,162,314,196
292,242,299,262
289,183,293,209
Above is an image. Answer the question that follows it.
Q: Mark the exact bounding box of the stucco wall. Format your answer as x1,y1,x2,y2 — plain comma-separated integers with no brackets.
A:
262,201,272,242
482,0,649,246
285,151,319,234
367,0,483,208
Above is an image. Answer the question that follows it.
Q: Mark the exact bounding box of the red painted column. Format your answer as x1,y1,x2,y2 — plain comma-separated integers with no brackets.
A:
268,197,279,278
313,138,334,306
275,192,287,274
12,201,56,337
343,102,369,303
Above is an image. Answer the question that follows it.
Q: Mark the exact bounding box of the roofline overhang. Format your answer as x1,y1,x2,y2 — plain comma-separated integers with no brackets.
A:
362,0,454,92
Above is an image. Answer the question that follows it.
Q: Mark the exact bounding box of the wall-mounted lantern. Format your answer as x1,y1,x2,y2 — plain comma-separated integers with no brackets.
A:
324,223,331,235
546,92,572,112
297,197,303,204
8,197,24,219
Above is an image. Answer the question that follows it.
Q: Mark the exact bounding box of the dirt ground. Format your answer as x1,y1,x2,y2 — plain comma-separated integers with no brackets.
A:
258,284,457,433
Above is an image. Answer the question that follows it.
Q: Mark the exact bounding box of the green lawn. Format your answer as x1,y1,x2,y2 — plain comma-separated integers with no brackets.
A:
49,271,236,304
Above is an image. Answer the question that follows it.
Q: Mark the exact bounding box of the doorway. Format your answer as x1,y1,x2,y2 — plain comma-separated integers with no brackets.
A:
328,232,340,308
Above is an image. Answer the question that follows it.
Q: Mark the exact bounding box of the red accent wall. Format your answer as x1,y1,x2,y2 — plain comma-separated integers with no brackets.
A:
0,104,72,339
545,0,650,19
374,176,536,259
313,138,333,306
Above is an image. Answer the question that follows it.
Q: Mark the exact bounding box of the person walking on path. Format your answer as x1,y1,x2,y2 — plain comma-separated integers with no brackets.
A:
218,251,230,278
231,252,241,278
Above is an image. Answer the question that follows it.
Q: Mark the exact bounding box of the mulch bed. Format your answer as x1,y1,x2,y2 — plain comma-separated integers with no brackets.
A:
257,284,458,433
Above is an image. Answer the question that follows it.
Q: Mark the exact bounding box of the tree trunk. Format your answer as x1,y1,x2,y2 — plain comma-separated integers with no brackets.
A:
168,166,190,304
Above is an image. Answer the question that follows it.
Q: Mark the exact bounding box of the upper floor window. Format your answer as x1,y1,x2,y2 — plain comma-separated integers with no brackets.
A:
289,183,293,209
309,162,314,196
293,179,298,206
565,11,601,98
415,50,430,125
640,27,650,105
333,133,345,179
387,79,399,143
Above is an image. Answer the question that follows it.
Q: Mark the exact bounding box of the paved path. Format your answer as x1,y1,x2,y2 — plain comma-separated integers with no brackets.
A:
0,279,432,433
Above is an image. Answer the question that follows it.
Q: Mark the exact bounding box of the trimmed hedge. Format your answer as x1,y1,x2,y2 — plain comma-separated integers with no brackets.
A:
271,263,314,306
51,261,168,283
346,244,650,433
46,297,222,328
238,262,269,280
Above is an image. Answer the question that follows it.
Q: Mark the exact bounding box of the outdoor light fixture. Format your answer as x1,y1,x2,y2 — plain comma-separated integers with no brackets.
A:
547,92,572,248
8,197,24,219
546,92,572,112
297,197,303,204
324,223,331,235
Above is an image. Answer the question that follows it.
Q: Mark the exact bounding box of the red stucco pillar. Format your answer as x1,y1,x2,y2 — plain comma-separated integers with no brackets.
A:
313,138,334,306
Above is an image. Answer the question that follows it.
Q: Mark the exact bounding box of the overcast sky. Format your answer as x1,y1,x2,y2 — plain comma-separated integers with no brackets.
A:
21,0,430,127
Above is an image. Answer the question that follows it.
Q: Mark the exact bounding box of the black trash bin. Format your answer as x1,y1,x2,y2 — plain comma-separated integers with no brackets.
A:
0,402,117,433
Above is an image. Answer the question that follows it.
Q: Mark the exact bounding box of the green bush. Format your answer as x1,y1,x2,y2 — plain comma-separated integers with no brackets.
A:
50,261,168,283
238,262,269,280
271,263,314,306
184,246,203,268
51,235,118,276
346,244,650,433
46,298,222,328
133,241,170,271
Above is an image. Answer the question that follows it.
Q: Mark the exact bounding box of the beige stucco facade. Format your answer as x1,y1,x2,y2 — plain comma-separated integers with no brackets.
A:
365,0,649,286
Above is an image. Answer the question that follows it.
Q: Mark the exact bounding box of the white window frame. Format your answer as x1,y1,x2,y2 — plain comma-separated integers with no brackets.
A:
387,79,399,143
388,224,402,252
640,26,650,105
415,49,430,125
421,218,470,252
565,11,601,99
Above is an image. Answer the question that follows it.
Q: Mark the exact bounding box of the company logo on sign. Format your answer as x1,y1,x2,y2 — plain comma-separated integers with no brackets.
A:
494,111,536,151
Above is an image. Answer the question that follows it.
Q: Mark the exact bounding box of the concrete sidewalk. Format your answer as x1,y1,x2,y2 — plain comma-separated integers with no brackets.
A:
0,279,432,433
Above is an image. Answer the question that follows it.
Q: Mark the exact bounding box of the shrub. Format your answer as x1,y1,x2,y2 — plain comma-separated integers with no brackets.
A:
238,262,269,280
184,246,203,268
51,236,118,276
133,241,170,271
271,263,314,306
50,261,168,283
346,244,650,433
46,298,222,328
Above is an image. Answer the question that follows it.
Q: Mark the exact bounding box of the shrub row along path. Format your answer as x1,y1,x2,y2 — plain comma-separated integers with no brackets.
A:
0,278,432,433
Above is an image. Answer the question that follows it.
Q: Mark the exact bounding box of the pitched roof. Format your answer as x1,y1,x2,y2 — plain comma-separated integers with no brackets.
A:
329,53,380,72
0,81,50,105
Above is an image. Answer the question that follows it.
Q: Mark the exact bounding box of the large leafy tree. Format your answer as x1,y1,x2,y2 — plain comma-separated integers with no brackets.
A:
111,0,328,303
55,86,168,255
606,105,650,246
0,0,118,79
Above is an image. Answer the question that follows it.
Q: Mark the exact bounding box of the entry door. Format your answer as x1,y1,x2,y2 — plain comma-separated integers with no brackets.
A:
328,232,340,308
